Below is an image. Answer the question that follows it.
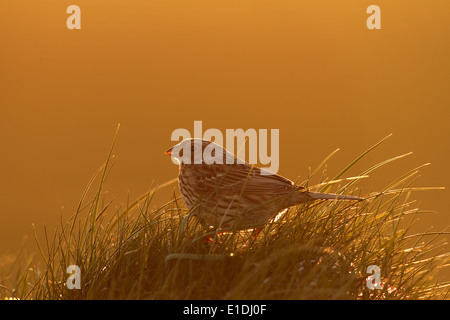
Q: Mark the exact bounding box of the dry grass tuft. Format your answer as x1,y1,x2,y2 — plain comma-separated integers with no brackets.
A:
1,133,449,300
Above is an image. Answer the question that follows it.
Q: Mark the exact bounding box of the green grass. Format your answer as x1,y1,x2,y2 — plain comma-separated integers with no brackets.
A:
1,132,449,300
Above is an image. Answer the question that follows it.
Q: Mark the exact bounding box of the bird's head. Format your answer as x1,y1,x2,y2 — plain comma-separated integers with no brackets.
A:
165,138,236,166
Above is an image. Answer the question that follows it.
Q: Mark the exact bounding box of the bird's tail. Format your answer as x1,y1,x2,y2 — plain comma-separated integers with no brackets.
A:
307,192,363,201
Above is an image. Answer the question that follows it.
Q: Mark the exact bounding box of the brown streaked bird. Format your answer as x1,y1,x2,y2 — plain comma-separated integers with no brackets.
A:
166,138,362,231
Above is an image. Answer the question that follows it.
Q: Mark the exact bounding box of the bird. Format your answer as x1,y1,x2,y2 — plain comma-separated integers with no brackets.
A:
165,138,362,232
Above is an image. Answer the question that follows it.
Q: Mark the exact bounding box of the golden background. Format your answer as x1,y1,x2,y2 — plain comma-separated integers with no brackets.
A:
1,0,449,271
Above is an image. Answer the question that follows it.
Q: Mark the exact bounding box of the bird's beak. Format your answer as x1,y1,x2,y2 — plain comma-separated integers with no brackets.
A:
165,147,173,156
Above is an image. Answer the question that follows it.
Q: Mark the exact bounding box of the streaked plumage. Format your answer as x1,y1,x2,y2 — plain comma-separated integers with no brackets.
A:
166,139,362,230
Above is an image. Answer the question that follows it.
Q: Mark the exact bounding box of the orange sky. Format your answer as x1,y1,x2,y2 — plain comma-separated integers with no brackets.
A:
0,1,449,270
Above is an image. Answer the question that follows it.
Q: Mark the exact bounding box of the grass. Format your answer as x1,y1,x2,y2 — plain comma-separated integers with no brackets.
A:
1,131,449,300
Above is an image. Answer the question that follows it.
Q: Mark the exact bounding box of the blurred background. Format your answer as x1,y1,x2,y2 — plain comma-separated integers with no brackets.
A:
1,1,449,275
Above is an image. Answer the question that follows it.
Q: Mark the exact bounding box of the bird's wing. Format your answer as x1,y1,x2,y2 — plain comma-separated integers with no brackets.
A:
195,163,303,196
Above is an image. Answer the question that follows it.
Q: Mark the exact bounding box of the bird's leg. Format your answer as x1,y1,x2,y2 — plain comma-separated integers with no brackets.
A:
252,227,262,240
202,236,214,244
202,230,225,245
